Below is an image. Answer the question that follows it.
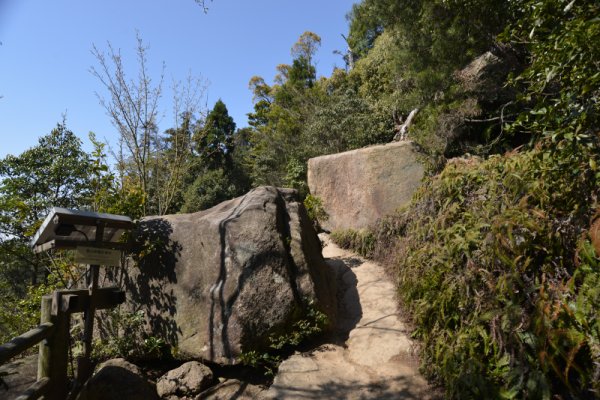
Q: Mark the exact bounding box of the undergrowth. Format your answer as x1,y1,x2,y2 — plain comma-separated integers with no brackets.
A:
330,229,375,258
238,300,328,377
358,143,599,399
90,308,169,362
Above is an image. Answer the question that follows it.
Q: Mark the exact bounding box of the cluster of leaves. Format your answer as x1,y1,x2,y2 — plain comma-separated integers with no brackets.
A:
0,278,59,346
179,99,250,213
330,229,375,259
239,300,328,377
0,125,105,342
506,0,600,140
343,0,523,161
303,194,328,230
90,308,168,362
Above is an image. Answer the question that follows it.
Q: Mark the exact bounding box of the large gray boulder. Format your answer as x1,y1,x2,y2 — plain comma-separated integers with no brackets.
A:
124,186,337,365
76,359,158,400
307,141,424,232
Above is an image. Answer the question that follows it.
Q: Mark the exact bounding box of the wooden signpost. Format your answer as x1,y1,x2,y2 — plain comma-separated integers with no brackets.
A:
28,207,134,399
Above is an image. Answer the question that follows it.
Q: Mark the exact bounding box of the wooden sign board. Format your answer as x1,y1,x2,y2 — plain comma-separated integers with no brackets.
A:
75,246,121,266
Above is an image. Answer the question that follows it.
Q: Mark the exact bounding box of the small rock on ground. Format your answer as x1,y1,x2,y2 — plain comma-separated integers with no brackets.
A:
157,361,214,399
197,379,264,399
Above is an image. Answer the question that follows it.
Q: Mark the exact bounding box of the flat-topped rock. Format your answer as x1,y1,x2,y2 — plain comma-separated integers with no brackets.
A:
307,141,424,232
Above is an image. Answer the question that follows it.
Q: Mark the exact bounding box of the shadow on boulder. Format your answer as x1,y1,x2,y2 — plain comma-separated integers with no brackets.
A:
130,218,182,348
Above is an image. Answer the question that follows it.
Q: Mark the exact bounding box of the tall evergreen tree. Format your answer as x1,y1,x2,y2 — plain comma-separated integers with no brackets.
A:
181,99,249,213
193,99,236,170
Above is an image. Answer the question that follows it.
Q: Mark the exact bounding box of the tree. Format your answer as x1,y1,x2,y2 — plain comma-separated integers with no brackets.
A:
291,32,321,87
346,2,384,60
0,122,95,290
91,34,162,215
193,99,236,170
182,100,250,212
180,168,238,213
245,32,326,191
291,31,321,70
92,34,206,215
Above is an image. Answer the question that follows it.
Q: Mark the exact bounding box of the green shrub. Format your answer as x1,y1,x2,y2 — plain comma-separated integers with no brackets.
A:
181,168,240,213
92,308,168,362
239,299,327,377
330,228,376,258
303,194,328,230
367,145,598,399
0,279,60,348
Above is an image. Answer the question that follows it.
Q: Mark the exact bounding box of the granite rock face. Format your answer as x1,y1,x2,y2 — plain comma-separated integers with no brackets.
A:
124,186,337,365
307,141,424,232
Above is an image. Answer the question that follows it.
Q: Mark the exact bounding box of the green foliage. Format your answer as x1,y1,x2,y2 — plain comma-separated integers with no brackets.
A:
504,0,599,168
0,122,94,241
506,0,599,138
180,168,240,213
350,0,510,69
239,300,327,377
0,279,59,346
0,123,96,300
361,144,598,398
92,308,168,361
345,1,600,397
346,1,383,59
193,99,236,171
179,100,250,213
303,194,328,230
304,84,393,153
342,0,522,161
245,31,393,190
330,229,375,258
0,123,141,350
88,132,145,219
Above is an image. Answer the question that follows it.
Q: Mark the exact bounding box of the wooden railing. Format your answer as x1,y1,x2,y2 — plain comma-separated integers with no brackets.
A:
0,287,125,400
0,295,69,400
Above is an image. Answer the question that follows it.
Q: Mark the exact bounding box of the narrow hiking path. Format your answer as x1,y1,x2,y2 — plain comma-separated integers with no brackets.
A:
264,234,440,400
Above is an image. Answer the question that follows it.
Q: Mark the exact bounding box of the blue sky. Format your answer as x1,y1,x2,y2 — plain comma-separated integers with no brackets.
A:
0,0,356,158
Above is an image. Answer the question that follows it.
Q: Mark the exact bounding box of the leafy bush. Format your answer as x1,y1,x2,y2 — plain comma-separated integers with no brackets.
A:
239,300,328,377
346,0,600,397
0,280,59,346
303,194,328,230
330,229,376,258
365,146,598,399
92,308,169,362
181,168,240,213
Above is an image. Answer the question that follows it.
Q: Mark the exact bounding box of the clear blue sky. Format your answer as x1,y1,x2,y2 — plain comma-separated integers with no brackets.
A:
0,0,356,159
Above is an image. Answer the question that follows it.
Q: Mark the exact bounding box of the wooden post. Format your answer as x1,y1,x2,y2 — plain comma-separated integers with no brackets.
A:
38,295,69,400
78,222,105,383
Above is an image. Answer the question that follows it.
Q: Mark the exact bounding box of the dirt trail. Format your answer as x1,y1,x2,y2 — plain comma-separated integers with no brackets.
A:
264,234,439,399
